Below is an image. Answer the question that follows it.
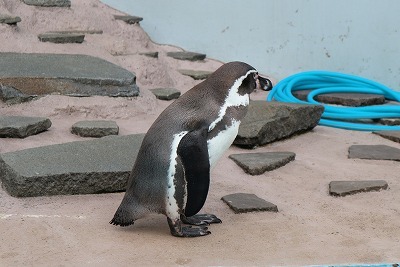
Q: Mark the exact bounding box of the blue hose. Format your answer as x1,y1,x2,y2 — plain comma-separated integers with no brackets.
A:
266,71,400,131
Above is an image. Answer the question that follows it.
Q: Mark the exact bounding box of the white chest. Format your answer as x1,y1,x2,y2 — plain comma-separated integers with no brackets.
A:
207,119,240,169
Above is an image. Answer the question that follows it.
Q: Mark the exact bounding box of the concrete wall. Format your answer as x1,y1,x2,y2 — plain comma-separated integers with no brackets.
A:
102,0,400,89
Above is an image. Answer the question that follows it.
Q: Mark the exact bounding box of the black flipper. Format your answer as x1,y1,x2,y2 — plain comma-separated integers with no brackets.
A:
177,126,210,217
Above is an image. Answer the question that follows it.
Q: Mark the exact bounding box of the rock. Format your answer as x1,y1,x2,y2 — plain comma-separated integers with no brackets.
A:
22,0,71,7
38,32,85,43
167,51,206,61
0,53,139,97
293,90,386,107
0,15,21,26
114,15,143,24
0,134,145,197
0,116,51,138
0,85,36,104
47,30,103,35
348,144,400,161
178,69,212,80
373,131,400,143
139,52,158,58
229,152,295,175
149,88,181,100
221,193,278,213
234,101,324,148
329,180,389,197
71,120,119,137
378,118,400,126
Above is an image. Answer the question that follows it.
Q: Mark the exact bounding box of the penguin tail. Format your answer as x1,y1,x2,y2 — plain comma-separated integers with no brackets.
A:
110,203,136,227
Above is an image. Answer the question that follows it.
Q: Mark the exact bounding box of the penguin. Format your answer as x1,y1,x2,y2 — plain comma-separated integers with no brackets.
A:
110,61,272,237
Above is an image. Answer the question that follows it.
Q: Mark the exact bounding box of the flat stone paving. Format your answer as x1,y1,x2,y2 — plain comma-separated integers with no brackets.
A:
221,193,278,213
348,144,400,161
178,69,212,80
38,32,85,43
374,131,400,143
22,0,71,7
71,120,119,137
0,116,51,138
0,53,139,97
0,134,144,197
149,88,181,100
329,180,388,197
167,51,206,61
229,152,296,175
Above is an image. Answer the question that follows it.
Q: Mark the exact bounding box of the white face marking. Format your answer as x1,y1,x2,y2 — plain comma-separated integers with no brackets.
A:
166,131,188,219
208,69,256,132
207,119,240,169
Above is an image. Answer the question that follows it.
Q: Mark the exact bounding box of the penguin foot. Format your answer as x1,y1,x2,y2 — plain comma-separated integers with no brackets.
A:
181,214,222,226
167,217,211,237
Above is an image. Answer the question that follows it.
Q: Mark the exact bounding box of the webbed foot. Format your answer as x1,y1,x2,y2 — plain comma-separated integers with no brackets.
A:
181,214,222,226
167,217,211,237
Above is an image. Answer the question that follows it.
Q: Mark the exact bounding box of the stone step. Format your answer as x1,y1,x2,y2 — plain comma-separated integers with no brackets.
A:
0,53,139,97
329,180,388,197
0,134,145,197
114,15,143,24
0,85,36,104
373,131,400,143
234,101,324,148
348,144,400,161
221,193,278,213
38,32,85,43
0,116,51,138
229,152,296,175
178,69,212,80
0,15,21,26
71,120,119,137
149,88,181,100
167,51,206,61
22,0,71,7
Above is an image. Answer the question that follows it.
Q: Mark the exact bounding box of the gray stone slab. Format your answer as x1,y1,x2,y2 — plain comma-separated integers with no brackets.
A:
221,193,278,213
114,15,143,24
38,32,85,43
167,51,206,61
71,120,119,137
47,30,103,35
234,101,324,148
139,51,158,58
293,90,386,107
378,118,400,126
0,53,139,97
0,134,145,197
149,88,181,100
229,152,295,175
178,69,212,80
329,180,388,197
373,131,400,143
348,144,400,161
22,0,71,7
0,85,36,104
0,116,51,138
0,15,21,25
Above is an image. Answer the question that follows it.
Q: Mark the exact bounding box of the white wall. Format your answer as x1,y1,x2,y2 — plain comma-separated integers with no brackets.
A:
102,0,400,89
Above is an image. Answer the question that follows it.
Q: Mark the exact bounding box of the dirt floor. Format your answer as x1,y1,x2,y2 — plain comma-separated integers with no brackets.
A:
1,0,400,266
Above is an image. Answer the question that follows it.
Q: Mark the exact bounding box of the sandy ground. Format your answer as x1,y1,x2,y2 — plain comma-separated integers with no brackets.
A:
1,0,400,266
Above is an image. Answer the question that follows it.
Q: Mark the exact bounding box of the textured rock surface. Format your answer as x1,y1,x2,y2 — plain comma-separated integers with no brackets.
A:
0,134,144,197
38,32,85,43
149,88,181,100
22,0,71,7
329,180,388,197
139,51,158,58
178,69,212,80
0,116,51,138
229,152,295,175
167,51,206,61
71,120,119,137
348,144,400,161
221,193,278,213
234,101,324,148
114,15,143,24
0,53,139,97
373,131,400,143
293,90,386,106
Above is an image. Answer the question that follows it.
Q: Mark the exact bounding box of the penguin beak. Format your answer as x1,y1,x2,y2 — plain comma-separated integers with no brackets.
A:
257,75,273,91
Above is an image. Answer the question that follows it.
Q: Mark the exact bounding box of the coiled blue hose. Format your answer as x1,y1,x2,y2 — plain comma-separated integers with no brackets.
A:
266,71,400,131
